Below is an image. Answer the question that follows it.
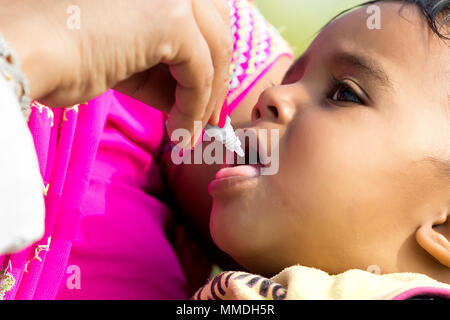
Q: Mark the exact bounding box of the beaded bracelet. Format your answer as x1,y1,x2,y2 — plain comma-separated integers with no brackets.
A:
0,33,32,120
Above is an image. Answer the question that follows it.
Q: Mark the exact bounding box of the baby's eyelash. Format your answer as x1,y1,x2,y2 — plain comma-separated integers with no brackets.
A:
327,76,363,105
327,76,346,93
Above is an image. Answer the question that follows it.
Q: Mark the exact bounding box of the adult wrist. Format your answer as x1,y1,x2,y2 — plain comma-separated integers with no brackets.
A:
0,4,63,103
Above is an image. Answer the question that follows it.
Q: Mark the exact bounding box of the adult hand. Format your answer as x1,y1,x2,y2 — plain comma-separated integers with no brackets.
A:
0,0,233,147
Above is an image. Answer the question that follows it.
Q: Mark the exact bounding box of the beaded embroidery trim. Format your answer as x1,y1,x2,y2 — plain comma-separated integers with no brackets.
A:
0,33,32,120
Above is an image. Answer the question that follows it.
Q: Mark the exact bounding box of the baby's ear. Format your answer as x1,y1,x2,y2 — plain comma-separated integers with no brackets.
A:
416,209,450,267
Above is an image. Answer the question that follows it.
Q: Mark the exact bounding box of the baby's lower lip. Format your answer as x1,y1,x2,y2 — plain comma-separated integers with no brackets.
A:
208,164,262,198
215,164,261,180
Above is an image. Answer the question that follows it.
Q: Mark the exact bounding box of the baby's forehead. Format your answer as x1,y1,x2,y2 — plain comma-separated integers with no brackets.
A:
305,2,449,85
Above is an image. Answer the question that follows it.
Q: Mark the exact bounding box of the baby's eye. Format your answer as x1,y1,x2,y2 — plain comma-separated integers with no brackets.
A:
330,82,362,104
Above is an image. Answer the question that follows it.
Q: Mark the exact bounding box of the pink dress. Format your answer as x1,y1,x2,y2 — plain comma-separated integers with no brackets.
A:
0,0,293,300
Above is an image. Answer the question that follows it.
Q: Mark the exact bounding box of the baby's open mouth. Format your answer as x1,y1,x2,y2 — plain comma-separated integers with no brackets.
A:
209,128,272,197
216,130,269,180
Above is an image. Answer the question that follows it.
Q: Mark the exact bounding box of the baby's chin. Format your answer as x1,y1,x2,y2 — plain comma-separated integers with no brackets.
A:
210,203,287,274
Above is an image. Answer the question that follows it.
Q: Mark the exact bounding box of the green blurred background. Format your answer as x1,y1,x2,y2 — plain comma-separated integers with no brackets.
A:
254,0,365,57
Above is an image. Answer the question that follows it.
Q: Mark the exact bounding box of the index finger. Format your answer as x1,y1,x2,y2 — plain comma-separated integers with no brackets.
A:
166,23,215,149
193,0,233,127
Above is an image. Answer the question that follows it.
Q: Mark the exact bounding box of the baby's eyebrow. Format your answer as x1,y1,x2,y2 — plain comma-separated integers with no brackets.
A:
332,52,393,89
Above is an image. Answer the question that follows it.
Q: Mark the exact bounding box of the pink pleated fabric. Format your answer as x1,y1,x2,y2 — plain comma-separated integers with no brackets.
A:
0,0,293,300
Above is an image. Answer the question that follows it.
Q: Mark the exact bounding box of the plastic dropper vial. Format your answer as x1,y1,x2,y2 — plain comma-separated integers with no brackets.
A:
204,101,244,157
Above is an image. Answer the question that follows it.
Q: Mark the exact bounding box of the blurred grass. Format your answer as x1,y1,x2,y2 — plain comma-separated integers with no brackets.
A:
254,0,365,57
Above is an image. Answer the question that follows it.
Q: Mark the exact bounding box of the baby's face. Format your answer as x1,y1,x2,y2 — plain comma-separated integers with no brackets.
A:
209,3,449,276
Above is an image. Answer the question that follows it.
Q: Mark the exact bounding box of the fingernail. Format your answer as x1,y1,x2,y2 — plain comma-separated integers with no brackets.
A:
218,100,228,129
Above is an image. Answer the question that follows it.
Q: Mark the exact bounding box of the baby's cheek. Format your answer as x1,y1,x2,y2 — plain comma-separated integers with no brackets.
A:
279,112,379,218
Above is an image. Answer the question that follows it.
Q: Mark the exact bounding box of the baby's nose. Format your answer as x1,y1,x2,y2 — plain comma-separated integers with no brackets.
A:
252,85,296,124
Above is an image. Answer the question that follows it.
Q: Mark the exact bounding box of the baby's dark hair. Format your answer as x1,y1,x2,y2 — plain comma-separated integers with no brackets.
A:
332,0,450,39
